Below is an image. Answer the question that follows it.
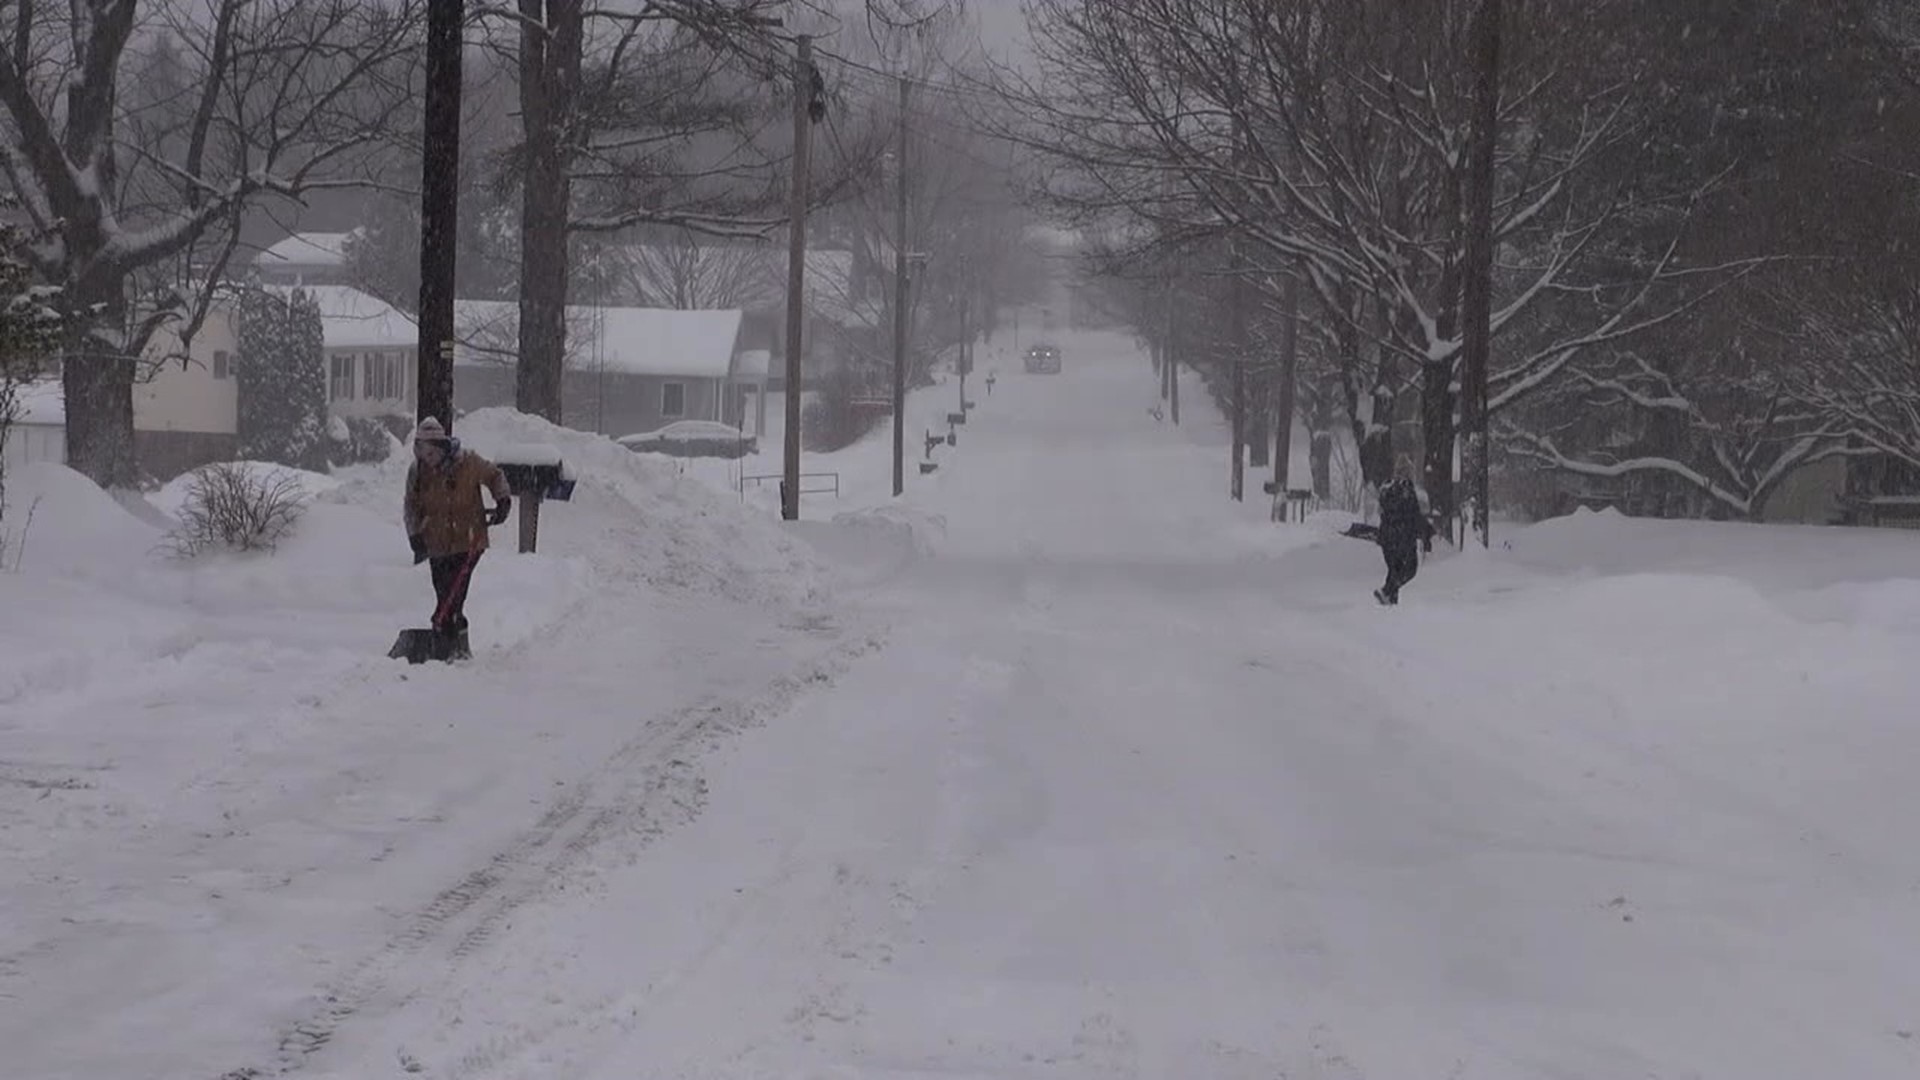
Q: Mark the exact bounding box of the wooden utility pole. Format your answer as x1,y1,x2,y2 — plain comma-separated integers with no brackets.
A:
1460,0,1501,547
957,291,969,414
781,33,812,522
891,74,911,498
416,0,462,429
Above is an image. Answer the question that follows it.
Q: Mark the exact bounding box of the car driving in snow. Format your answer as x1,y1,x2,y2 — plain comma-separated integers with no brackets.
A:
1023,343,1062,374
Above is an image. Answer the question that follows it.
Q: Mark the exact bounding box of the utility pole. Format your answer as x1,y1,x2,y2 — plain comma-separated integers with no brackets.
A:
891,74,911,498
1460,0,1501,547
416,0,462,429
957,290,969,414
781,33,811,522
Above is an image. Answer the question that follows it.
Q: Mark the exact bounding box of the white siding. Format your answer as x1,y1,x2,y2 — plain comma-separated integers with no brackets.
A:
135,313,241,435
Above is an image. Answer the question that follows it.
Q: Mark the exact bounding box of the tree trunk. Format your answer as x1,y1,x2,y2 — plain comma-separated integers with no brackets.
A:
1272,268,1300,492
61,333,138,488
1459,0,1502,546
516,0,582,424
1423,155,1466,531
1247,384,1271,469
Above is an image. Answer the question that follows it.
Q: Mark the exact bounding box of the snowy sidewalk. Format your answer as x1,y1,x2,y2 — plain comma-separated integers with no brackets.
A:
0,413,852,1080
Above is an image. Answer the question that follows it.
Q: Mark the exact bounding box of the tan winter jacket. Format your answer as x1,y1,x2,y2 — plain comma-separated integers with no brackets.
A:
404,449,510,557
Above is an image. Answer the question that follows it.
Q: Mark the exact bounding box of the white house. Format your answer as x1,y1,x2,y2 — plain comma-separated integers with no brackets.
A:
450,302,761,437
6,284,416,481
4,307,242,482
2,380,68,473
253,231,358,288
131,304,245,476
274,284,418,421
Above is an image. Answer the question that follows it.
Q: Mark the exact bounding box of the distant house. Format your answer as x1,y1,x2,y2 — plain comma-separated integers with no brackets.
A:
133,304,244,477
8,284,417,482
271,284,418,422
1765,451,1920,529
604,240,885,391
3,380,67,473
4,305,243,481
253,231,359,288
450,302,762,438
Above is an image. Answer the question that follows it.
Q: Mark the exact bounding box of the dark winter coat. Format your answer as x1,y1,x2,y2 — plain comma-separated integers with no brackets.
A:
1377,480,1435,555
404,447,510,558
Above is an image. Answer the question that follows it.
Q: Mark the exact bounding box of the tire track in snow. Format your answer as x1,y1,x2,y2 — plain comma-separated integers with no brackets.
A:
227,623,887,1078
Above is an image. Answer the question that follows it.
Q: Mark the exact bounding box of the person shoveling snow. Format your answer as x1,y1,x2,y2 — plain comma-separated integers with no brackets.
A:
1372,474,1435,606
393,417,512,662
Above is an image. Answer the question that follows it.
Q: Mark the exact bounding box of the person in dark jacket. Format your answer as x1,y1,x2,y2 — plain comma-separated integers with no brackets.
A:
402,417,511,647
1374,475,1435,605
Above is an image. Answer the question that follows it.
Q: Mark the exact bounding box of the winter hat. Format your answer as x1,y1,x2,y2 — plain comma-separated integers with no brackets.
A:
413,416,448,443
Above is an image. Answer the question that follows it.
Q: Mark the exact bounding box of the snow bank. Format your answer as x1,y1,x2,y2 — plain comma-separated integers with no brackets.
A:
148,460,342,521
325,408,823,607
0,408,826,840
3,461,159,572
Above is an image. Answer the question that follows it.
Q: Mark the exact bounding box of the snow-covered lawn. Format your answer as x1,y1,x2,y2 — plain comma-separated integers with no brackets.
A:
4,339,1918,1079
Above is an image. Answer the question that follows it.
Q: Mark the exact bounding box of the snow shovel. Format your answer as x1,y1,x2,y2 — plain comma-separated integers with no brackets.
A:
389,549,480,664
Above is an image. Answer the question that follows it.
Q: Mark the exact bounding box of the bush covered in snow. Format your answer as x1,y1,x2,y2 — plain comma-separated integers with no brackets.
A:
164,461,310,557
327,413,401,467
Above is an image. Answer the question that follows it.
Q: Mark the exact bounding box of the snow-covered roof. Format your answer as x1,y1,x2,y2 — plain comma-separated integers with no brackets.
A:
13,380,63,425
268,284,416,350
734,348,771,379
452,301,744,379
254,231,356,270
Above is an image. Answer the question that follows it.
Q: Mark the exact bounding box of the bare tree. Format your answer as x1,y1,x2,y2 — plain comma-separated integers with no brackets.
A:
0,0,422,487
477,0,960,424
605,230,774,310
999,0,1757,521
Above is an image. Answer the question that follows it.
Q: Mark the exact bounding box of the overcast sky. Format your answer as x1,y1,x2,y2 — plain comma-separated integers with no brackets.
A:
971,2,1031,65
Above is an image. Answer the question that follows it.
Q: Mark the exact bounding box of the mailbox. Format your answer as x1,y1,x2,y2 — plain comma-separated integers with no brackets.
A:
493,446,574,553
498,461,574,502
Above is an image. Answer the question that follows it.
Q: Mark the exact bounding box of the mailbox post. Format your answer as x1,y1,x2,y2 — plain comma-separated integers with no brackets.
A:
495,448,574,554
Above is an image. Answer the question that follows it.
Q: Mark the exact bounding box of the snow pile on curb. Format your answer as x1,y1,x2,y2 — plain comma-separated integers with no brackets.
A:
324,408,825,608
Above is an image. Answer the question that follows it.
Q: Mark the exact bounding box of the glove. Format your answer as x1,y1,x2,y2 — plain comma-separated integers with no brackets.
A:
487,496,512,527
408,533,428,565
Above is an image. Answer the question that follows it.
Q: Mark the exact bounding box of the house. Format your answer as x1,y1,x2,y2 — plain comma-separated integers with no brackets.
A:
603,240,885,391
450,302,761,438
1765,451,1920,529
274,284,418,422
3,308,242,482
2,380,67,474
133,304,244,477
253,231,359,288
7,284,417,482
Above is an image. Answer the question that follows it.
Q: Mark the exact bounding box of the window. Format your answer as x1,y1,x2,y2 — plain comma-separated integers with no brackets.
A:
661,380,686,418
212,350,230,380
330,354,356,401
362,352,404,401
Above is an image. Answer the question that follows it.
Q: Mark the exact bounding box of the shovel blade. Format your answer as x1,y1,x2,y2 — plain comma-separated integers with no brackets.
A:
389,628,468,664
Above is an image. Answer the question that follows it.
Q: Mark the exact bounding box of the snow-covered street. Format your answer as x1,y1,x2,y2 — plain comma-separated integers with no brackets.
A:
7,333,1920,1079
